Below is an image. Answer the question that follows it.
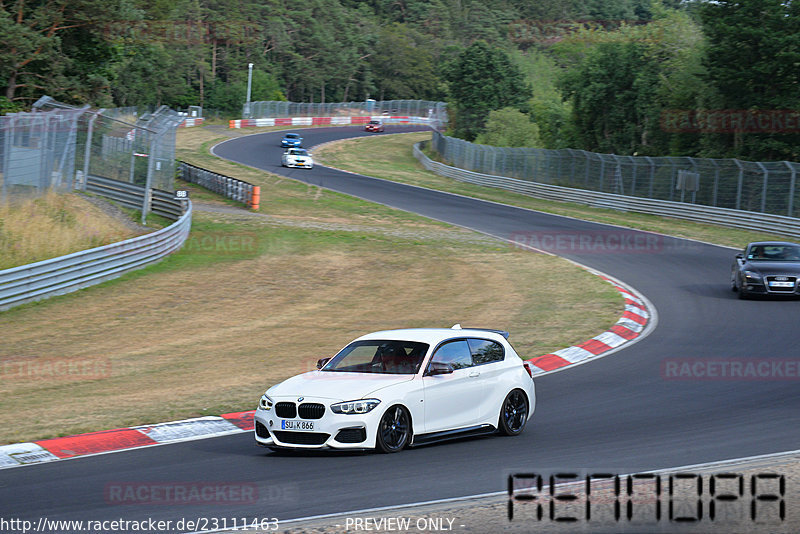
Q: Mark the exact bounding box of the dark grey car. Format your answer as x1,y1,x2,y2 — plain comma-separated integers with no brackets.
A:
731,241,800,299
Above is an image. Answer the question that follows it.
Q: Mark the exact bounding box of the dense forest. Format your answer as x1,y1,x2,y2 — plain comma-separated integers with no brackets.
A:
1,0,798,161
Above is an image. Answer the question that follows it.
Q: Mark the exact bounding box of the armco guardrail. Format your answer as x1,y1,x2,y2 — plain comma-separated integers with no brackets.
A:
0,202,192,312
244,99,447,126
414,142,800,239
84,175,184,220
431,130,800,218
228,115,435,129
178,161,260,209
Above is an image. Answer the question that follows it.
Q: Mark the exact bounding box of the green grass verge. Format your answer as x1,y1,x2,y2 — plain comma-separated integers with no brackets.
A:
313,132,788,250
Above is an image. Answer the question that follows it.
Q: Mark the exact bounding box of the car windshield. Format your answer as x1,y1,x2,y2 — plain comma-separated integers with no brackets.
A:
288,149,308,156
284,134,299,139
369,121,380,125
747,244,800,261
322,340,429,375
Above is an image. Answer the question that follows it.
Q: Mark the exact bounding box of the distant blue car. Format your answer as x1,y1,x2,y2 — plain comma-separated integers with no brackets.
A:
280,133,303,148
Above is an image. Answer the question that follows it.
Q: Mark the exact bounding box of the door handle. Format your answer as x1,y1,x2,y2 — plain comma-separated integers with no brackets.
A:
469,371,480,378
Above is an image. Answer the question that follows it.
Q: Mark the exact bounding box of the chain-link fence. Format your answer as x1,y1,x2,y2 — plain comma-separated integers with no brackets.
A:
1,96,183,203
245,100,447,129
431,131,800,218
0,102,87,199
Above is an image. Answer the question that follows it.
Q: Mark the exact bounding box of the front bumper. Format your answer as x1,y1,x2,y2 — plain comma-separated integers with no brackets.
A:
254,402,379,450
741,278,800,295
285,160,313,168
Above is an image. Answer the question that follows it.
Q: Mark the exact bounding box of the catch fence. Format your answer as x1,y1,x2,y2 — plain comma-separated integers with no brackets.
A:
1,97,184,215
245,100,447,130
431,131,800,218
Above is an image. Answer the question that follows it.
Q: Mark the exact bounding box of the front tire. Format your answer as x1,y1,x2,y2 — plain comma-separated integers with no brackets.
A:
738,286,750,300
376,405,411,453
498,390,528,436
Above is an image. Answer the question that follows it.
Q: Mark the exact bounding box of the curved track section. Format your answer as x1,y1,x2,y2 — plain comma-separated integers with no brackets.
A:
3,126,800,530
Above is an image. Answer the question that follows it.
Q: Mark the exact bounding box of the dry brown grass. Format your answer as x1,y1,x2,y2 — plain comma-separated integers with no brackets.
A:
0,191,142,270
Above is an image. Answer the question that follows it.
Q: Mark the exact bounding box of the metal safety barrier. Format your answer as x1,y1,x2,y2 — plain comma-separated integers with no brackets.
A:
430,131,800,219
177,161,260,210
84,175,185,220
0,202,192,312
245,99,447,128
414,142,800,239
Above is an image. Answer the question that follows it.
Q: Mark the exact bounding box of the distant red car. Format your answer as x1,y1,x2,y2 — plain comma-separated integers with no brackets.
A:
365,120,385,132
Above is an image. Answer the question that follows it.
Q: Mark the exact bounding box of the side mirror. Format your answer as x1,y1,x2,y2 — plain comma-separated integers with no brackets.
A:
736,253,744,261
317,357,331,370
426,362,454,376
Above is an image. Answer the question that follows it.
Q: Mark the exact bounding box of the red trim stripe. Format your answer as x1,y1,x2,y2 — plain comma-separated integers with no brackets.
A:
575,338,613,355
622,310,648,325
624,298,647,311
617,288,636,299
609,324,640,340
221,411,255,431
528,354,571,371
36,429,156,459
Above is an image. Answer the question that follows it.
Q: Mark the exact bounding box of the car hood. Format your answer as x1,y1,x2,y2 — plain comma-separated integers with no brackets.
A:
266,371,413,401
743,261,800,275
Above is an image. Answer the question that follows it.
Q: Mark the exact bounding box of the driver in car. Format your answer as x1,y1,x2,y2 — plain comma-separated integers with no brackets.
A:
378,344,415,374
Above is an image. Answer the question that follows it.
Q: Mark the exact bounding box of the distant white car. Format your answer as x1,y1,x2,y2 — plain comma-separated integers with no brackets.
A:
254,325,536,453
281,148,313,169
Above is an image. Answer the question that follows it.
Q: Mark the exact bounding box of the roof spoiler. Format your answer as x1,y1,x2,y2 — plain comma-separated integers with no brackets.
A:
451,324,510,339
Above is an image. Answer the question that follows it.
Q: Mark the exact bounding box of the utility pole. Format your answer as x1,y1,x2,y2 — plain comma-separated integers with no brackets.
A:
245,63,254,117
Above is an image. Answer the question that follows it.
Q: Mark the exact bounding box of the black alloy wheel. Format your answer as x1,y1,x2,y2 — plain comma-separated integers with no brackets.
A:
499,389,528,436
376,405,410,453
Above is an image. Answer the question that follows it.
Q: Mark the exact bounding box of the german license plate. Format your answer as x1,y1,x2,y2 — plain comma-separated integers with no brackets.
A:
769,281,794,287
281,420,313,431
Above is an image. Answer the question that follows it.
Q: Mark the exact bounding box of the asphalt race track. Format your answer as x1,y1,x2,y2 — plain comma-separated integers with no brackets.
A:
3,126,800,531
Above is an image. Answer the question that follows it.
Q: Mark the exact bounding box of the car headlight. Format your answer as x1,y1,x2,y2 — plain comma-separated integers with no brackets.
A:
331,399,380,414
259,393,273,411
744,270,762,281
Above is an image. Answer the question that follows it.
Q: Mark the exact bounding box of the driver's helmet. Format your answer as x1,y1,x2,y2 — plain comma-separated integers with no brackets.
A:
378,343,408,371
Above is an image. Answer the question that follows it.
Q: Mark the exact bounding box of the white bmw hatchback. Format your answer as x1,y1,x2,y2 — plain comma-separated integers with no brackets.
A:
254,325,535,453
280,147,314,169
